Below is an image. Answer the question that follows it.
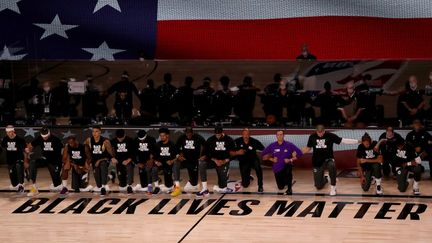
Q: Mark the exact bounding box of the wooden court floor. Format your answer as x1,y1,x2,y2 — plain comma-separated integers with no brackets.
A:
0,166,431,243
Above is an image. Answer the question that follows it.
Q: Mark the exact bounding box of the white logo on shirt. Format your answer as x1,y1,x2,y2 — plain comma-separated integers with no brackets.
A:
396,149,407,159
365,150,375,159
184,140,195,150
139,143,149,152
7,142,17,151
43,142,53,151
93,145,102,154
71,151,82,160
116,143,128,153
316,139,327,149
215,141,226,151
160,147,171,156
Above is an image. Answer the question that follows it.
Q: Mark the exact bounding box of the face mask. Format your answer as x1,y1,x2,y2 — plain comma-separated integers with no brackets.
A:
410,83,417,91
43,87,50,92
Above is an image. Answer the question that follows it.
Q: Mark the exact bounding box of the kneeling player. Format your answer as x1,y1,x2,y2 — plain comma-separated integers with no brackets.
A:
1,125,26,193
134,130,159,194
392,138,422,195
356,133,383,195
62,136,92,193
196,126,236,197
111,129,135,194
154,128,179,195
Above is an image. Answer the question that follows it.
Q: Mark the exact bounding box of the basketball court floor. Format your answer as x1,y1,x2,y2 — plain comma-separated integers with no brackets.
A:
0,167,431,243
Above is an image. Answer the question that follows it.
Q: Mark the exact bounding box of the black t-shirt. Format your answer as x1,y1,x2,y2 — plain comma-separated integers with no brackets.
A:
234,137,264,162
111,136,135,162
89,136,111,162
393,144,416,167
378,132,403,155
356,141,380,159
135,135,156,162
67,143,87,166
205,134,235,160
154,140,177,163
31,135,63,163
1,135,26,163
176,134,205,160
307,132,342,166
406,129,432,151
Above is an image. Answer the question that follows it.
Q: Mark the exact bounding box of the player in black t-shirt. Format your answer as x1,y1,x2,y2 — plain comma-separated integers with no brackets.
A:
389,138,423,195
153,127,179,195
1,125,26,193
26,127,64,196
376,126,404,177
234,128,264,192
175,127,205,192
111,129,135,194
356,133,383,195
134,130,158,194
196,126,236,197
62,136,92,193
302,124,360,196
84,126,115,196
405,120,432,178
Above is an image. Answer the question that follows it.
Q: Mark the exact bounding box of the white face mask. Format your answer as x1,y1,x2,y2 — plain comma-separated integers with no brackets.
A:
43,87,50,92
410,83,417,91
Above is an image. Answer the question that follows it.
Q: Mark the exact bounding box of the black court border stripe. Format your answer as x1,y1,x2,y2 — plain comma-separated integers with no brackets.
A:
178,194,226,243
2,189,432,199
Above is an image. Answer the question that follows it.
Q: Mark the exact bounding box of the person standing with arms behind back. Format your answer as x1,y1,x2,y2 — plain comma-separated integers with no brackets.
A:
261,130,303,195
302,124,360,196
234,128,265,192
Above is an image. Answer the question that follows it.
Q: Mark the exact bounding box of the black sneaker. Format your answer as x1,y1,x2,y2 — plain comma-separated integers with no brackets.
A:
101,187,106,196
258,186,264,193
17,184,25,193
127,186,133,194
60,187,69,196
152,187,160,195
110,171,116,184
284,188,292,195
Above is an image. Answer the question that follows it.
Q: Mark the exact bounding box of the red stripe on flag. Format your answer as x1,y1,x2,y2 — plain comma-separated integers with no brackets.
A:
156,16,432,60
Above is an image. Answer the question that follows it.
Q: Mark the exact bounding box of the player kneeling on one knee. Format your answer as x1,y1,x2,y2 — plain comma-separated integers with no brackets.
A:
1,125,26,193
62,136,93,193
196,126,236,197
356,133,383,195
302,124,360,196
111,129,135,194
392,137,422,195
262,130,303,195
134,130,159,194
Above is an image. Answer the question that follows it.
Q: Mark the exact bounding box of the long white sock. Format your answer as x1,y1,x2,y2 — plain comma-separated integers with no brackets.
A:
154,181,159,187
202,181,208,191
375,178,381,186
413,180,419,189
62,180,68,187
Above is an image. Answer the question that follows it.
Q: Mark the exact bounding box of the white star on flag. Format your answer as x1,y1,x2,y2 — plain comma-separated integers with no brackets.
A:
93,0,121,13
101,130,112,138
33,14,78,40
82,41,125,61
22,128,38,138
0,0,21,14
61,130,76,139
0,45,26,60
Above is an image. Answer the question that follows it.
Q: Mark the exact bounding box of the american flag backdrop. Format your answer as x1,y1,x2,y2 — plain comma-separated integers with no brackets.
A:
1,0,432,60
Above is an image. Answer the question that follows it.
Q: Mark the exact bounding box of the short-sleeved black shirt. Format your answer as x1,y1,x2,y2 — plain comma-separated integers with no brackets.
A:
1,135,26,163
205,135,235,160
176,133,205,160
307,132,342,166
31,135,63,163
234,137,264,162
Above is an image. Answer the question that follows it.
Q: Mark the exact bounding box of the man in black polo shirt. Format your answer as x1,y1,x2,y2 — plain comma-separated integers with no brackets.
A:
405,120,432,178
196,126,236,197
1,125,26,193
234,128,264,192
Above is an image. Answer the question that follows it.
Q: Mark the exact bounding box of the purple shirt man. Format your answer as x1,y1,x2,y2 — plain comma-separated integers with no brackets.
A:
262,132,303,173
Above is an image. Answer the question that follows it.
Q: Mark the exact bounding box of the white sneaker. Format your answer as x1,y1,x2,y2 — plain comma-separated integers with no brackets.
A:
376,185,383,195
162,186,173,193
330,186,337,196
93,187,101,193
119,186,127,192
413,186,420,195
184,181,199,192
104,185,110,193
80,185,93,192
213,185,222,193
49,184,63,192
220,187,234,193
133,184,142,191
8,184,18,191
